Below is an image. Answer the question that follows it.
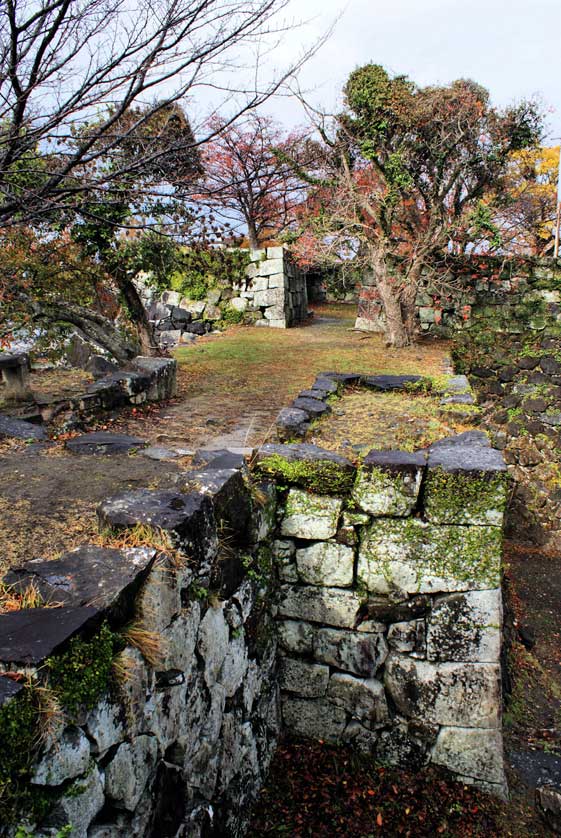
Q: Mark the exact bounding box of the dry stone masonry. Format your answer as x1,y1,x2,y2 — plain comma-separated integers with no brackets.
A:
0,371,509,837
231,247,308,328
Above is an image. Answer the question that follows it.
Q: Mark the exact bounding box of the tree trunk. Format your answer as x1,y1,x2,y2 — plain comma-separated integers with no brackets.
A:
115,273,160,356
376,274,411,347
247,221,260,251
35,302,138,363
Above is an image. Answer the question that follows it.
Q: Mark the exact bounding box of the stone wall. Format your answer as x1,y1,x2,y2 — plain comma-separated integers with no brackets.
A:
0,457,279,838
253,371,509,797
0,372,509,836
356,256,561,338
232,247,308,329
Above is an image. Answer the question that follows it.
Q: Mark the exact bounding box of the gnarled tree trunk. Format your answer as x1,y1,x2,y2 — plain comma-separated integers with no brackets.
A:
34,302,138,364
114,273,160,356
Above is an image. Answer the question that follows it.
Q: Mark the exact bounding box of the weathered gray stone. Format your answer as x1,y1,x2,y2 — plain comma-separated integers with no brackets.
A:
384,655,501,728
0,605,98,667
137,557,183,632
426,590,502,662
282,697,346,741
327,673,389,728
197,604,229,686
281,489,342,540
353,450,425,517
279,585,362,628
275,407,309,440
162,601,201,671
105,735,158,811
295,541,354,587
44,765,105,837
0,415,46,441
279,657,329,697
277,619,314,654
387,620,426,655
315,627,388,676
342,719,379,752
32,726,90,785
86,699,126,756
536,784,561,834
292,396,331,417
432,726,506,784
358,518,502,595
219,631,249,698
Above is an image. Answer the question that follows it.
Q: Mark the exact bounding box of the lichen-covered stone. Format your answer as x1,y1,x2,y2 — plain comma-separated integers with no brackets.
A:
279,657,329,697
197,604,229,687
85,699,126,757
426,590,502,662
314,627,388,677
295,541,354,587
105,735,158,811
384,655,501,728
44,765,105,837
425,444,508,525
358,518,502,595
282,697,346,741
280,489,342,540
327,673,389,728
432,726,506,785
254,443,355,495
278,619,314,654
161,601,201,672
279,585,362,628
352,450,425,516
387,620,426,655
32,726,90,785
219,632,249,698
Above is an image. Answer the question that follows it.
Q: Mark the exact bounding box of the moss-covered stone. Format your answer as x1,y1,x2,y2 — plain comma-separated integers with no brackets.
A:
253,444,355,495
358,518,502,595
424,468,509,526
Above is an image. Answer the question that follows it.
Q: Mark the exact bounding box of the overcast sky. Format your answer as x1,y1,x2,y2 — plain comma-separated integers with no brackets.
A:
262,0,561,140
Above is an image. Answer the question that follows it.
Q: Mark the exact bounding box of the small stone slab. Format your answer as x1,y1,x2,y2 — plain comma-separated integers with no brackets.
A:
362,374,423,391
0,352,29,370
313,377,338,394
191,448,249,471
98,489,216,566
0,414,46,441
66,432,148,455
298,389,329,401
440,393,475,405
0,606,98,666
427,444,506,475
0,675,25,708
141,446,182,461
319,371,363,384
276,407,309,441
254,443,355,495
291,396,331,417
3,545,158,615
353,450,426,517
179,468,251,548
430,431,490,450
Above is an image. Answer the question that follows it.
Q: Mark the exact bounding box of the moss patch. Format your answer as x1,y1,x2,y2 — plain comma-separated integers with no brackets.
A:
424,469,509,525
46,622,124,715
255,453,354,495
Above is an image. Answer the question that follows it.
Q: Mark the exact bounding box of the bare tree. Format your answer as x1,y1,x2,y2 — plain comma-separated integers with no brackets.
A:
0,0,318,227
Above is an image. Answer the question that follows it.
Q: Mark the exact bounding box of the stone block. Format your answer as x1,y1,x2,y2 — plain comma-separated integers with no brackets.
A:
432,726,506,784
358,518,502,595
219,632,249,698
264,306,286,320
327,673,389,729
278,619,314,654
230,297,249,312
384,655,501,728
258,258,284,276
315,627,388,676
536,785,561,834
0,415,46,441
85,699,126,756
279,657,329,697
43,766,105,835
0,605,98,667
249,248,266,262
4,545,158,617
362,374,423,391
387,620,426,655
253,289,281,307
275,407,309,441
291,396,331,417
66,431,147,455
353,450,425,516
296,541,354,587
278,585,362,628
282,697,346,741
105,735,158,811
32,726,91,785
425,443,508,526
266,246,285,260
197,604,229,687
426,589,502,662
179,468,252,550
254,443,355,495
98,489,217,567
280,489,342,540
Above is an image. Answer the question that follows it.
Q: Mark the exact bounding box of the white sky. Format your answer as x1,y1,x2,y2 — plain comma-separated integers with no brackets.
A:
261,0,561,140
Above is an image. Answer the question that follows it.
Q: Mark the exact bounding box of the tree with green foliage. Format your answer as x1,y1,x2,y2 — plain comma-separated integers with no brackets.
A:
294,65,543,346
